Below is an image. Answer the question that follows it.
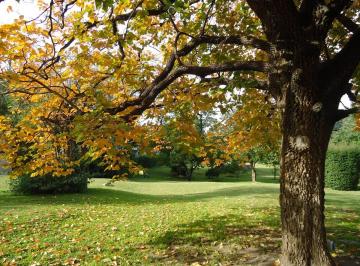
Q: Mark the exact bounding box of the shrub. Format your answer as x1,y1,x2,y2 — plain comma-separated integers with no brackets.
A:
325,145,360,191
205,167,222,178
170,164,188,177
205,161,243,179
155,152,170,166
220,161,242,174
9,172,88,194
134,155,158,168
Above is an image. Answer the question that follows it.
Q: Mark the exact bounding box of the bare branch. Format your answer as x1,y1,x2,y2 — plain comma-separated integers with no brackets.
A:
201,0,215,35
111,20,126,60
36,0,200,74
22,73,84,114
112,0,201,23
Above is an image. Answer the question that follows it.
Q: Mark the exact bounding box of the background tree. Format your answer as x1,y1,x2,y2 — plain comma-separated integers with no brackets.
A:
157,104,207,181
225,89,281,182
261,148,281,180
332,114,360,144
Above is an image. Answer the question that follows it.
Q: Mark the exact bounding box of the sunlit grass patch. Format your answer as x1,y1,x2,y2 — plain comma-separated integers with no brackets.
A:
0,167,359,265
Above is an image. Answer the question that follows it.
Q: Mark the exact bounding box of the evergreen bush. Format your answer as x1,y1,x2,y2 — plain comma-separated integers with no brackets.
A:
134,155,158,168
325,145,360,191
9,172,88,194
205,167,222,178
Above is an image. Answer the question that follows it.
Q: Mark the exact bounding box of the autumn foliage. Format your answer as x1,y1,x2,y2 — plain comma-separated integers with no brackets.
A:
0,0,278,180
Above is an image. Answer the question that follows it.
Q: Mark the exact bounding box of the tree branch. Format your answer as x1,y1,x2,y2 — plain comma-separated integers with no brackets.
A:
320,29,360,96
318,0,353,34
335,107,359,121
22,73,84,114
106,60,268,119
152,34,270,86
246,0,300,41
336,13,360,33
112,0,200,23
299,0,353,36
299,0,319,21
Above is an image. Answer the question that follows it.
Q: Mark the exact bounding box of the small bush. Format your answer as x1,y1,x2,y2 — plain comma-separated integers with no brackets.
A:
206,162,243,179
156,152,170,166
220,161,242,174
134,155,158,168
9,172,88,194
325,145,360,191
205,167,222,178
170,164,188,177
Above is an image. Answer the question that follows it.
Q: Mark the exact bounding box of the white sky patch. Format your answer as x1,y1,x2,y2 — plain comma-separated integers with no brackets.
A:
0,0,40,24
340,94,351,109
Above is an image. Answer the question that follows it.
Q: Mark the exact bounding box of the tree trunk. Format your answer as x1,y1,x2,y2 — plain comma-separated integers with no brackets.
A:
279,66,336,265
186,163,193,181
273,166,277,180
251,162,257,182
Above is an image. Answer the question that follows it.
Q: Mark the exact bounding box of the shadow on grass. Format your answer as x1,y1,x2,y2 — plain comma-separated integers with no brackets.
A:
0,185,279,210
146,210,282,265
326,194,360,213
131,166,280,184
325,205,360,257
144,208,360,264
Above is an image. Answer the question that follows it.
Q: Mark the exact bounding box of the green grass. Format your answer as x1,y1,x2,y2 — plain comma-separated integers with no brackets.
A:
0,166,359,265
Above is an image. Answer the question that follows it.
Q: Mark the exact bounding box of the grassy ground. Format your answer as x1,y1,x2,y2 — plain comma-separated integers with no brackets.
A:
0,166,359,265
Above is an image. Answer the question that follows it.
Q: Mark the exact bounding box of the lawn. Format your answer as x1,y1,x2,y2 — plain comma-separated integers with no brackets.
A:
0,166,359,265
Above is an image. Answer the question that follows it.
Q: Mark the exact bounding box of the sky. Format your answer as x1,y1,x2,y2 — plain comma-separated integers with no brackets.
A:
0,0,40,24
0,0,353,109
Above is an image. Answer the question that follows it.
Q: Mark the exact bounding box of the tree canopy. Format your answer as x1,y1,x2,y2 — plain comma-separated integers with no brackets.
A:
0,0,360,265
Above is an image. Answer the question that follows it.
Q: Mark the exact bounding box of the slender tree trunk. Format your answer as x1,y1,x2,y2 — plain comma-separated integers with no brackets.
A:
186,162,193,181
273,166,277,180
279,66,336,265
251,162,257,182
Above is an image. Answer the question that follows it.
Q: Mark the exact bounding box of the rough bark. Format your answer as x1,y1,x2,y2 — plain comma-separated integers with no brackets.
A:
247,2,342,261
277,48,337,265
280,99,335,266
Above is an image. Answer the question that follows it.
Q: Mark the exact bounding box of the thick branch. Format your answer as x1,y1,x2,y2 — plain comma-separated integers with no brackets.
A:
106,60,268,119
299,0,319,22
299,0,353,37
337,13,360,33
335,107,359,121
321,29,360,95
246,0,300,41
318,0,353,34
153,34,270,86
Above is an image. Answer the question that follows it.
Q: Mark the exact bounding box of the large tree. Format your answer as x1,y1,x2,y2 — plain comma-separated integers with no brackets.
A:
1,0,360,265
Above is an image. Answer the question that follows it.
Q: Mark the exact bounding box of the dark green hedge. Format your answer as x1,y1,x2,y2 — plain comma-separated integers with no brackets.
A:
325,145,360,191
134,155,159,168
9,172,88,194
205,166,222,178
205,162,242,179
